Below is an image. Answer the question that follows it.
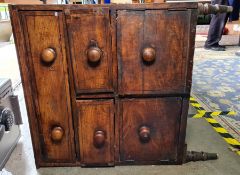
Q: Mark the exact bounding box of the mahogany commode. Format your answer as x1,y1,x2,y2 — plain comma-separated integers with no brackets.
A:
10,2,198,168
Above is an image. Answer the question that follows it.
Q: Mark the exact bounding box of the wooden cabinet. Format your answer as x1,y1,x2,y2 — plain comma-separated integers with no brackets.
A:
9,2,198,168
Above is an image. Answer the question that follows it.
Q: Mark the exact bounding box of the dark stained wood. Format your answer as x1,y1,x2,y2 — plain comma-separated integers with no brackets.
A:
185,9,198,93
10,3,198,167
110,9,118,95
9,2,198,11
9,7,42,168
20,11,75,162
61,11,81,161
120,98,182,163
66,8,113,94
177,97,190,164
77,100,114,166
117,10,144,95
117,10,191,95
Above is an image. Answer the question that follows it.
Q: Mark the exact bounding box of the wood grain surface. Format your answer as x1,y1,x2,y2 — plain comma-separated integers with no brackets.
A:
117,10,191,95
66,8,114,95
120,98,182,163
77,100,114,166
20,11,75,162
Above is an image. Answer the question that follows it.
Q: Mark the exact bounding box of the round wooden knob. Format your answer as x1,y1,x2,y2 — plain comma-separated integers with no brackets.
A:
142,47,156,63
139,126,151,143
87,47,102,63
93,130,105,148
51,126,64,142
41,48,56,63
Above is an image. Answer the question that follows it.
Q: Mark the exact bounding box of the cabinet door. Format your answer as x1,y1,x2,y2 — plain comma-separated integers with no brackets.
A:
120,98,182,163
117,10,192,95
77,100,114,166
66,8,114,94
21,11,75,162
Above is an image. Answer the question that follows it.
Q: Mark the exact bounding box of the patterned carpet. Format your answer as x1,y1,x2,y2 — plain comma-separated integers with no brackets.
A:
192,57,240,141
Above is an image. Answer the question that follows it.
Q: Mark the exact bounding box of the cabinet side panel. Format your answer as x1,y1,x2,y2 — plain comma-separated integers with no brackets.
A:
9,7,42,168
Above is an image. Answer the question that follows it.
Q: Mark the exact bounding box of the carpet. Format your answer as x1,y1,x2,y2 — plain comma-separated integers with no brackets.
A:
192,57,240,141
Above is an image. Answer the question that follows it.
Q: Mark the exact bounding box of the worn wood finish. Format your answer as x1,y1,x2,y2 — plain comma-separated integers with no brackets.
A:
9,6,42,168
66,8,113,94
20,11,75,162
117,10,190,95
177,97,190,164
10,3,198,11
185,9,198,94
10,3,198,168
77,100,114,166
120,98,181,163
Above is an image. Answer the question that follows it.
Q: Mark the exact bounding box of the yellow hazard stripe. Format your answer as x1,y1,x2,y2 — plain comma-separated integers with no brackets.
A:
191,103,202,108
190,97,236,118
205,118,218,124
224,138,240,146
190,96,240,156
192,113,205,118
214,127,228,134
192,111,236,118
210,111,237,116
197,110,206,114
190,97,195,101
227,111,237,115
211,111,222,116
237,151,240,156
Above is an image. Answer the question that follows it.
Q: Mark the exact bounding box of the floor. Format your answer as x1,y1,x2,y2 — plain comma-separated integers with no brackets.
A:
1,39,240,174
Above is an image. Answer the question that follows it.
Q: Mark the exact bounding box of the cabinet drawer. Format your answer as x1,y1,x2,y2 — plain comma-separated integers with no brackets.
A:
20,11,75,162
77,100,114,166
120,98,182,163
117,10,192,95
67,8,114,94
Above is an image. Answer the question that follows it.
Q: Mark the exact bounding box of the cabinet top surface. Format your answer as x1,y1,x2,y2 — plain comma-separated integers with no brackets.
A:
9,2,198,11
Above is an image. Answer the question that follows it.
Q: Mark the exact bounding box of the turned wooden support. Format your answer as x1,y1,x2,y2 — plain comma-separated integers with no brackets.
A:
198,3,233,15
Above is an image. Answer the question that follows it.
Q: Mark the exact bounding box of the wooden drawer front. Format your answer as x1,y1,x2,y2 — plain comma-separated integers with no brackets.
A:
21,11,75,162
67,8,113,94
77,100,114,166
120,98,182,163
117,10,191,95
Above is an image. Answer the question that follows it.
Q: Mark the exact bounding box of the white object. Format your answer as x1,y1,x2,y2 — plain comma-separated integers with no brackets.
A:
0,20,12,42
111,0,132,3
